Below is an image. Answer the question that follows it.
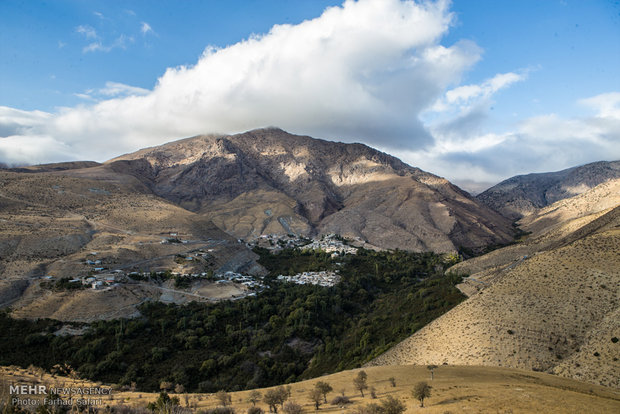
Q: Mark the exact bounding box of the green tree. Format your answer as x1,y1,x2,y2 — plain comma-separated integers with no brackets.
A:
412,382,432,408
147,392,180,414
216,390,232,407
309,388,323,410
248,391,262,407
314,381,333,403
264,387,288,413
379,396,406,414
353,370,368,397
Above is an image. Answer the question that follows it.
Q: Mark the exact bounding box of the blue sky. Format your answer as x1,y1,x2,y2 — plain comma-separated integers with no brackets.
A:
1,0,619,191
1,0,342,111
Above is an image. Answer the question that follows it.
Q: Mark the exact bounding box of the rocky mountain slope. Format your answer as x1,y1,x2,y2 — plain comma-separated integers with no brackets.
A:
477,160,620,220
368,181,620,388
107,128,514,253
0,168,264,320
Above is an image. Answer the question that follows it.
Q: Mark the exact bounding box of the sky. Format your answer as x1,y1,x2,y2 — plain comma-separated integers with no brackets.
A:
1,0,619,193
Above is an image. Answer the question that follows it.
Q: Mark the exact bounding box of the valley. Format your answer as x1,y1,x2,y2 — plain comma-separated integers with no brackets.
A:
0,129,618,413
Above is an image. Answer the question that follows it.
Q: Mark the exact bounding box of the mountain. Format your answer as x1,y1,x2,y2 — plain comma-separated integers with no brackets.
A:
476,160,620,220
0,128,517,321
106,127,514,253
368,180,620,387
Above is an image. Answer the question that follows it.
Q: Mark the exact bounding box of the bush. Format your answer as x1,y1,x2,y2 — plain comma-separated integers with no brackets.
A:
330,396,351,406
282,402,302,414
370,387,377,399
353,403,381,414
379,396,406,414
200,409,235,414
247,408,264,414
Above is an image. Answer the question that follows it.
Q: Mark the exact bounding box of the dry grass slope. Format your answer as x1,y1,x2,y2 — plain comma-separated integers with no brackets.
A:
368,184,620,388
2,365,619,414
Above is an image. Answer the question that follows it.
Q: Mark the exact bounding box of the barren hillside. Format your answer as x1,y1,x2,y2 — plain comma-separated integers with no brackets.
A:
477,160,620,219
0,169,264,320
368,185,620,388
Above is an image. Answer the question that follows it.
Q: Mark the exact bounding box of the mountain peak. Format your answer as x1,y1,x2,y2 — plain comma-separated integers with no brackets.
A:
107,129,513,253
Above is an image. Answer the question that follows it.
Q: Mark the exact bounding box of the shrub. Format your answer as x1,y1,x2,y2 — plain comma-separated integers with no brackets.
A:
330,396,351,406
379,396,406,414
353,403,381,414
200,409,235,414
247,408,264,414
282,402,302,414
370,387,377,399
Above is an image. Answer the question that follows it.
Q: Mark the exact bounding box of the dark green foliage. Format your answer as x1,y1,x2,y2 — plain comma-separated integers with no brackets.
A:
147,392,180,413
41,277,85,291
330,396,351,406
200,409,235,414
174,276,193,289
0,248,465,393
379,396,406,414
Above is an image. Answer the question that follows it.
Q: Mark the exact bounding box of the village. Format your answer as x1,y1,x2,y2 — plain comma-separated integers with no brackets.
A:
39,233,361,295
276,270,341,287
247,233,359,256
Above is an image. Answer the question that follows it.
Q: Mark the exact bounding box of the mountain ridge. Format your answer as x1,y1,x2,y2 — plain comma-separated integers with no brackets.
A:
103,127,514,253
477,160,620,220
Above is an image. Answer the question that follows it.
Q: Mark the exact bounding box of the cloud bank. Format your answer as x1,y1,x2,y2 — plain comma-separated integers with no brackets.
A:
0,0,475,163
1,0,619,190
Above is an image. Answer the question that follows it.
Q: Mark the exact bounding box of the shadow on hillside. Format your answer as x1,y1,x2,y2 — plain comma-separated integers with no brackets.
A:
434,395,479,405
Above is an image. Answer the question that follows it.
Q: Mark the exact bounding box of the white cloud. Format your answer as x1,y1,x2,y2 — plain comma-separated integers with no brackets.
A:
0,107,52,138
74,82,149,101
99,82,150,97
82,35,133,53
74,93,96,101
141,22,154,35
83,42,103,53
401,91,620,190
2,0,476,164
3,0,617,190
430,71,526,113
579,92,620,119
76,25,97,39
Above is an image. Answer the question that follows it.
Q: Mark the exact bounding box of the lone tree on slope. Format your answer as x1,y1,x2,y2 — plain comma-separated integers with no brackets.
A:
353,370,369,397
314,381,333,403
412,382,432,408
248,390,262,407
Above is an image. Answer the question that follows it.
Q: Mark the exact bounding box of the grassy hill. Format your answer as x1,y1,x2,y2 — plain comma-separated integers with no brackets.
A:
2,365,619,414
